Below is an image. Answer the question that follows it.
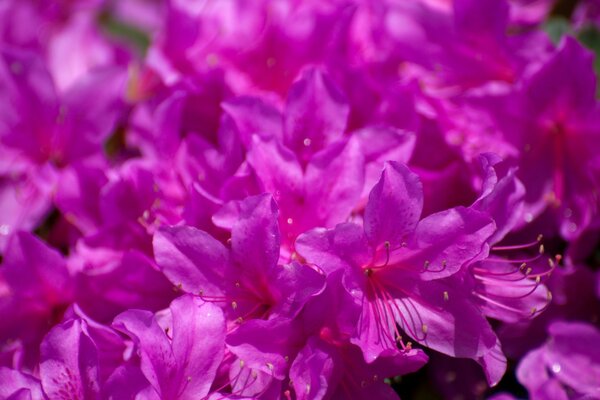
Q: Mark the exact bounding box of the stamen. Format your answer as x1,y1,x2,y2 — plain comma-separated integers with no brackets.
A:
485,254,542,264
371,241,391,269
474,292,536,318
491,235,542,251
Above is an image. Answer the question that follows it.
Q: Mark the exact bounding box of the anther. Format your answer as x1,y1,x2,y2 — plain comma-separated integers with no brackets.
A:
424,260,430,270
266,362,274,371
443,291,449,302
373,374,379,382
231,301,238,310
240,360,245,368
421,324,428,334
547,291,553,301
531,307,537,315
539,244,545,255
520,263,527,271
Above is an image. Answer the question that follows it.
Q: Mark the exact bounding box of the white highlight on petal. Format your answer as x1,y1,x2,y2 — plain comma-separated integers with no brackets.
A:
0,225,9,235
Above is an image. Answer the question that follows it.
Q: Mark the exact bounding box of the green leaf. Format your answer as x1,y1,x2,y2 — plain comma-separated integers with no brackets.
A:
544,17,572,44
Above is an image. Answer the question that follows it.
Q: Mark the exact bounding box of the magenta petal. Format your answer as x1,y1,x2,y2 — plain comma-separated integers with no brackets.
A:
39,319,100,400
400,207,495,280
304,138,365,229
104,362,153,400
475,261,550,323
351,295,398,363
364,161,423,247
0,368,44,400
283,68,349,161
269,261,326,319
222,96,283,148
355,126,416,206
524,36,596,118
246,136,304,201
0,48,59,161
387,279,497,359
0,175,54,252
290,338,340,400
112,309,176,398
170,295,226,399
295,224,371,276
231,194,280,276
454,0,509,41
472,153,525,243
516,347,549,395
545,321,600,395
3,232,71,299
228,361,277,399
55,163,107,235
477,338,507,387
74,249,173,323
226,318,301,381
153,225,229,296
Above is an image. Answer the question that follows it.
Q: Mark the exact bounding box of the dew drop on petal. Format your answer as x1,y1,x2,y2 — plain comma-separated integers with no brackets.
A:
551,363,561,374
303,138,311,147
568,222,577,233
525,213,533,223
287,218,293,225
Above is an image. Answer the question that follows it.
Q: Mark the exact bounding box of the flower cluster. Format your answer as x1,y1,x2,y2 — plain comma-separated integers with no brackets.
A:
1,0,599,399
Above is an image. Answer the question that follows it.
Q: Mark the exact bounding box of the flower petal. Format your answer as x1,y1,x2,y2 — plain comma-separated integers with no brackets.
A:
40,319,100,400
364,162,423,248
153,225,229,296
170,295,226,399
